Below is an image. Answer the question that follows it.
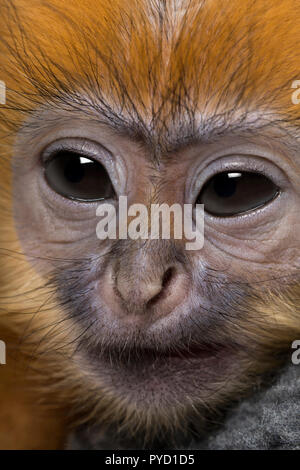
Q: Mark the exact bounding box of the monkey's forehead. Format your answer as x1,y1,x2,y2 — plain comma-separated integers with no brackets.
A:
1,0,300,148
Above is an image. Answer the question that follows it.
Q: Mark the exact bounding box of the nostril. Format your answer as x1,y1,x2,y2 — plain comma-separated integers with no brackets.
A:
162,267,174,290
147,267,175,308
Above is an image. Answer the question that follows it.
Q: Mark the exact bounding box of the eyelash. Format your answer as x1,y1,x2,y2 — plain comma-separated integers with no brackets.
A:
41,143,98,166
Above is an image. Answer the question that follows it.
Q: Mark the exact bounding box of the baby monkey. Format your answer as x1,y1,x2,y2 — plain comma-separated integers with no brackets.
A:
0,0,299,449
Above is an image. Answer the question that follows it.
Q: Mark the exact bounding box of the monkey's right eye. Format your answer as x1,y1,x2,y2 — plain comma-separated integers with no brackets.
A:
44,150,115,201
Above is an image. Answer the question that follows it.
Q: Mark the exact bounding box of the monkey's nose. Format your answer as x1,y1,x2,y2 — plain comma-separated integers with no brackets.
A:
113,265,187,317
116,267,175,308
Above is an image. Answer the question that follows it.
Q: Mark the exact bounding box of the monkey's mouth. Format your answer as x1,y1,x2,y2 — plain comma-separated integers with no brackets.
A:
81,338,237,411
89,339,232,371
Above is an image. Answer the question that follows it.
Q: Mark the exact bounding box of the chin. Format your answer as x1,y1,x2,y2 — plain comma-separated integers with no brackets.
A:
70,309,258,441
67,336,260,448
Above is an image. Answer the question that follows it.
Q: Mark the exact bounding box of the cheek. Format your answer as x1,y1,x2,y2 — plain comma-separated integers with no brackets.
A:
195,238,299,289
199,194,300,282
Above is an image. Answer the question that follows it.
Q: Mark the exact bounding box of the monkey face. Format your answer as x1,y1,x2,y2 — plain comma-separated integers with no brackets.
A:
2,0,300,439
12,116,300,417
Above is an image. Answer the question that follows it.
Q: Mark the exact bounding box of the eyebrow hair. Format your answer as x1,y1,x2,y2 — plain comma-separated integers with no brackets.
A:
19,89,300,164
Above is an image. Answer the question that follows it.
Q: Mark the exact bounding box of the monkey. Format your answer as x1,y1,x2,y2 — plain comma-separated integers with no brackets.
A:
0,0,299,449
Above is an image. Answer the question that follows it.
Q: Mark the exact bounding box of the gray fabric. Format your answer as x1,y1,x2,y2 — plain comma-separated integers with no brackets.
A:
67,363,300,450
194,364,300,450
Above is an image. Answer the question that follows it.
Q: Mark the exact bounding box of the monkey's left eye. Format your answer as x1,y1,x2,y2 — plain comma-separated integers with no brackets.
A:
44,150,115,201
197,171,279,216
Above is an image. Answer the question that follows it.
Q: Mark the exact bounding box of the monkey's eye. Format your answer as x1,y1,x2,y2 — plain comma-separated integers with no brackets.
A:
197,171,279,216
44,150,115,201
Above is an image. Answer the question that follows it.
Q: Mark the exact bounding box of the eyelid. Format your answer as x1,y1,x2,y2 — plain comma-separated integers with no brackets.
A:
41,137,113,165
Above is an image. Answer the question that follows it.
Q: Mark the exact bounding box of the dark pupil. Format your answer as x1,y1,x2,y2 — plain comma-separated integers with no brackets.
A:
198,171,279,216
213,173,237,198
64,159,85,183
45,150,115,201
